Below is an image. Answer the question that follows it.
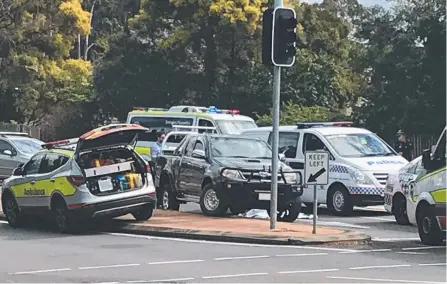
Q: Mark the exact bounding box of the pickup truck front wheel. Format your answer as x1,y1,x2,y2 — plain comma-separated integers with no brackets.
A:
200,184,228,217
162,183,180,211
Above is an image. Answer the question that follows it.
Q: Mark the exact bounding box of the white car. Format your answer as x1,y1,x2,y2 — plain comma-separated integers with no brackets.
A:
384,156,426,224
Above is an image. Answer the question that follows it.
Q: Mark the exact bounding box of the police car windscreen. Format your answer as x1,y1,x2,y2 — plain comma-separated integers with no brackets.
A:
325,133,396,158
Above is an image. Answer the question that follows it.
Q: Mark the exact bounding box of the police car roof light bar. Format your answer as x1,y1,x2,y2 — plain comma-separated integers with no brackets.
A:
296,121,353,129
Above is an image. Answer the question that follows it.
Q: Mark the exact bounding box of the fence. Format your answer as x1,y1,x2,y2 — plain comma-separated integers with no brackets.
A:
0,122,50,141
387,133,439,158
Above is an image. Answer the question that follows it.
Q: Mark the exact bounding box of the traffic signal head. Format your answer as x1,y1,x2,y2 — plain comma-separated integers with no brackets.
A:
272,7,297,67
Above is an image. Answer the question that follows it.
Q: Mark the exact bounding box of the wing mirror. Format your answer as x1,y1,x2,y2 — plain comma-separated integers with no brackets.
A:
1,149,13,156
192,149,206,159
279,153,286,162
12,166,24,176
421,148,432,169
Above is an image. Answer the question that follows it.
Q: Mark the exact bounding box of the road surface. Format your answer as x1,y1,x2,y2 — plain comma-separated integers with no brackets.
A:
0,220,445,283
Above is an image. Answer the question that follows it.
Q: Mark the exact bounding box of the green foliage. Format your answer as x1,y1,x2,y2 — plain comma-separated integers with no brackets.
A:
256,101,347,126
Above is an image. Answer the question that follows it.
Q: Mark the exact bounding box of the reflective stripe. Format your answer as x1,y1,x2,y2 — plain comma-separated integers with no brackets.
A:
431,188,446,203
11,177,76,198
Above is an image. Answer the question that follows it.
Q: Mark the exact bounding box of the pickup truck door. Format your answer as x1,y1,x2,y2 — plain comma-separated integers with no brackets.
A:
177,136,197,192
188,139,208,195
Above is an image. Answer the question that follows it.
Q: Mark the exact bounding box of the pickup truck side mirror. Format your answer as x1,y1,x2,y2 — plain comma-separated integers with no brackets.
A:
192,149,206,159
279,153,286,162
421,148,432,169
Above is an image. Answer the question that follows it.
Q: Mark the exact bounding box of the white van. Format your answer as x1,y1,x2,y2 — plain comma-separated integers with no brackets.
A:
242,122,409,215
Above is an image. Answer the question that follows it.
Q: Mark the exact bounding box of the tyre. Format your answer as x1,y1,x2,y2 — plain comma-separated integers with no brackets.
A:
417,204,444,246
393,195,410,225
52,198,75,233
132,204,154,221
200,183,228,216
328,185,353,216
161,182,180,211
277,201,302,222
2,193,23,228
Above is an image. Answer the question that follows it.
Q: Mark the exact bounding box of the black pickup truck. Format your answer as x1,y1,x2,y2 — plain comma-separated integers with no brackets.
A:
154,133,303,222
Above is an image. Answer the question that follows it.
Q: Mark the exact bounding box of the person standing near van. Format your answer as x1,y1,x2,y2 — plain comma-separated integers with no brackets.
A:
395,130,413,161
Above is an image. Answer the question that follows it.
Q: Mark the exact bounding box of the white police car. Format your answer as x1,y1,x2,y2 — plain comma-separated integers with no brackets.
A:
242,122,409,215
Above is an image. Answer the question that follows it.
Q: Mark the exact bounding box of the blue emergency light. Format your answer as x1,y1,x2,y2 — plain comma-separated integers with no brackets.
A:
296,121,353,129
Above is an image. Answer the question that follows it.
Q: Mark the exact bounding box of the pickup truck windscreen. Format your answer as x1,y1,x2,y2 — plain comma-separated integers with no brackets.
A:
210,137,271,159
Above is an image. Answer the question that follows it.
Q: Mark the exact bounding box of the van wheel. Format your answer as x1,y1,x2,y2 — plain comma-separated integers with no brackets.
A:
162,183,180,211
393,195,410,225
328,185,353,216
52,199,75,233
417,204,444,245
277,200,301,222
200,184,228,216
3,193,23,228
132,205,154,221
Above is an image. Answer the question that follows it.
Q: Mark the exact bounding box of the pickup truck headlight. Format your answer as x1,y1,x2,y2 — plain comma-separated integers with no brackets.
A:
349,168,374,185
283,172,298,184
222,169,244,180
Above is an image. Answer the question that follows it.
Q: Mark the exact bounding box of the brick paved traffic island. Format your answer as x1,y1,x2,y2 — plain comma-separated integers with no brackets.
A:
111,210,371,246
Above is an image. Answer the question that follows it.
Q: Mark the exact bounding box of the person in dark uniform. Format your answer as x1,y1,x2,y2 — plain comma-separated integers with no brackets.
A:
395,130,413,161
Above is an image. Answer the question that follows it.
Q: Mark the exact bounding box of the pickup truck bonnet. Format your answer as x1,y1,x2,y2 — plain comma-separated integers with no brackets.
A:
75,124,149,155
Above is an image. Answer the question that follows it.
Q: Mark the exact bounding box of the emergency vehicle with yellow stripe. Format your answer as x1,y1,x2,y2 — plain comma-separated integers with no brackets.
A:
1,124,157,233
125,105,257,161
407,126,446,245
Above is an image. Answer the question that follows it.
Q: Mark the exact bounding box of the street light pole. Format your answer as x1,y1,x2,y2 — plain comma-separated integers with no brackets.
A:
270,0,283,230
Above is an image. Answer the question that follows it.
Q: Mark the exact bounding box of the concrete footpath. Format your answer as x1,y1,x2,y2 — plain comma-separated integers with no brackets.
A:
0,199,370,245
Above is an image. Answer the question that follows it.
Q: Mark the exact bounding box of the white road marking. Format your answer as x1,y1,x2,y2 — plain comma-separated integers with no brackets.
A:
276,253,328,257
349,264,411,270
202,272,268,279
373,237,420,242
362,216,394,222
402,246,445,251
278,268,339,274
10,268,72,275
327,276,443,283
339,249,391,254
148,260,204,265
214,255,269,261
397,252,428,255
127,277,195,283
78,263,140,270
419,263,446,266
107,232,357,252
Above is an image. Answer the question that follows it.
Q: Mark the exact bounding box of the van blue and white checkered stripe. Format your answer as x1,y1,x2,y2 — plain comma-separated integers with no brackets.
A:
329,165,349,174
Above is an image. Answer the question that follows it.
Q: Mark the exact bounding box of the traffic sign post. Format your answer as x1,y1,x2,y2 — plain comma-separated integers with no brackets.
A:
304,151,329,234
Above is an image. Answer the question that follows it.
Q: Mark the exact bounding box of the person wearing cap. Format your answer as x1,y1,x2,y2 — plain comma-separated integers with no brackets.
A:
395,130,413,161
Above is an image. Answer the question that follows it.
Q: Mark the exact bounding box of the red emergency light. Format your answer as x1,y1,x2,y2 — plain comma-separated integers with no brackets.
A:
43,138,78,149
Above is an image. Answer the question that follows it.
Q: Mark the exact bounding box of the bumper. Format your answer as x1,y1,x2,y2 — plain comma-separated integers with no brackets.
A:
217,181,302,211
68,194,157,220
351,194,384,206
433,203,446,231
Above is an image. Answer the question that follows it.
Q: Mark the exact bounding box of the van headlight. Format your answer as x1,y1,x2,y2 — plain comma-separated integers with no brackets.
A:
283,172,298,184
222,169,244,180
349,169,374,185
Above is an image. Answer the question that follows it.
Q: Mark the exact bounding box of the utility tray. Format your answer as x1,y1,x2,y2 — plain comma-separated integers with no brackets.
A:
84,161,133,178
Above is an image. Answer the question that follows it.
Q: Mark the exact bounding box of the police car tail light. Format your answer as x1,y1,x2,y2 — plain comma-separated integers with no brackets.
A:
67,175,86,186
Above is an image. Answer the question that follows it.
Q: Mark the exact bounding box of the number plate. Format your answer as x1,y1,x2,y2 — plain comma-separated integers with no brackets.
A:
258,193,271,201
98,178,114,192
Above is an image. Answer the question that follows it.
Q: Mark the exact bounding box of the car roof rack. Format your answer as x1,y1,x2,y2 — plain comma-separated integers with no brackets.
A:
42,138,79,149
296,121,353,129
0,132,30,138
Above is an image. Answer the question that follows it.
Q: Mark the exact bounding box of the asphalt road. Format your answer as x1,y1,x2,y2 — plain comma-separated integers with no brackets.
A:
0,220,445,283
181,203,423,242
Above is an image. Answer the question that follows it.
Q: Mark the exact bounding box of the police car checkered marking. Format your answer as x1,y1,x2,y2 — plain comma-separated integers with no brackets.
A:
330,165,349,174
348,186,384,195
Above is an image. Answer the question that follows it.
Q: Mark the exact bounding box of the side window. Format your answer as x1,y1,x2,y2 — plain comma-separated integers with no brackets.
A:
39,153,69,174
184,136,197,156
0,140,14,155
193,141,204,151
303,133,327,152
278,132,300,158
24,153,45,175
198,119,215,133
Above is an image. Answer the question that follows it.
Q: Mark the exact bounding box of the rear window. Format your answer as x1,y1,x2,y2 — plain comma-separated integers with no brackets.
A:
130,116,194,133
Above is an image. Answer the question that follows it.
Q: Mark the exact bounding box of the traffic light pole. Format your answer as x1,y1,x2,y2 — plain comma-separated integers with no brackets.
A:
270,0,283,230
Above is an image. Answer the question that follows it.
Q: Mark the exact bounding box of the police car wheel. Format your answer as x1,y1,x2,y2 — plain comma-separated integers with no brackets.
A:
3,194,22,227
417,205,444,246
328,185,353,216
132,205,154,221
393,195,410,225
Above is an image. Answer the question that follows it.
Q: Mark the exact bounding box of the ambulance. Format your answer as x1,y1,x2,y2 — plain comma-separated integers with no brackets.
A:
242,122,409,216
125,105,257,161
407,126,446,245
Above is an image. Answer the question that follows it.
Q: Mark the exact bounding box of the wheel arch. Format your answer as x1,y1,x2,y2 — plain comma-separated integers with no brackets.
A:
50,192,66,211
201,177,213,190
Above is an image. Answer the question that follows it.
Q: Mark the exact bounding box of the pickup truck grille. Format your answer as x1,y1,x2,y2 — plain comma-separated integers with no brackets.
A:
240,171,283,182
373,173,389,186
